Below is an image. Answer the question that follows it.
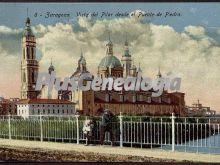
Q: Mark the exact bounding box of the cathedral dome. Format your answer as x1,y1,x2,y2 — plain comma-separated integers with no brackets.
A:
98,55,122,68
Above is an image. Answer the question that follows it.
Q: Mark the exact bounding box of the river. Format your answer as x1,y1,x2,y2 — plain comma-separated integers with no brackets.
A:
162,134,220,154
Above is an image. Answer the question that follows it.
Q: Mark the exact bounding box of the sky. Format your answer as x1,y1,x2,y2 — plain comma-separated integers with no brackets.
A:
0,3,220,112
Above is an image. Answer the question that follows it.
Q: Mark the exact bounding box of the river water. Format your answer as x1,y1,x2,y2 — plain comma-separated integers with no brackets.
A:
162,134,220,154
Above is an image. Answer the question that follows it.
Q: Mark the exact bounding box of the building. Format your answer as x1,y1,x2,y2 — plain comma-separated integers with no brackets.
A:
185,100,216,117
0,97,20,115
80,90,185,116
68,52,93,111
56,36,186,116
20,17,40,99
16,99,75,118
121,37,138,77
82,37,185,116
20,16,186,117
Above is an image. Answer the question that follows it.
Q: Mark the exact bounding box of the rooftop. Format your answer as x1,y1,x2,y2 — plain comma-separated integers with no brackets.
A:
98,55,122,68
17,99,75,105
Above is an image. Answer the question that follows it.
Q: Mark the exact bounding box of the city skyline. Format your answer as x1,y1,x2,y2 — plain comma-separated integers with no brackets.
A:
0,3,220,112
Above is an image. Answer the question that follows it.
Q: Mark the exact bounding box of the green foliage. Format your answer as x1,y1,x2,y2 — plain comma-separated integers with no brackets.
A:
0,119,80,140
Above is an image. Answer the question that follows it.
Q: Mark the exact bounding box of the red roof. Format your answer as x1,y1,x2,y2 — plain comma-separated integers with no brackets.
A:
16,99,75,105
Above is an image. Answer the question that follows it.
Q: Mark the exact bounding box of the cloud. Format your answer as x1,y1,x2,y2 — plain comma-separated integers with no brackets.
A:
184,26,205,36
78,16,92,29
0,16,220,112
32,24,48,34
0,26,22,34
0,44,20,98
204,27,220,46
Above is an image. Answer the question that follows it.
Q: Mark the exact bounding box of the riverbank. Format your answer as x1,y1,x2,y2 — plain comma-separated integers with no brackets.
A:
0,139,219,162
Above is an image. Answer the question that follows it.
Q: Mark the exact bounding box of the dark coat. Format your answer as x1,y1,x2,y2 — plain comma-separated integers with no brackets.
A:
101,111,114,127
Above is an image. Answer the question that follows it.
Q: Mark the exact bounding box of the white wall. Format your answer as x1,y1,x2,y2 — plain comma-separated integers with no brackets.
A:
17,103,75,118
17,104,30,118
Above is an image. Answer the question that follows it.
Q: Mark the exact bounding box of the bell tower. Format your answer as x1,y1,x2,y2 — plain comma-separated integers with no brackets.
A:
106,32,113,56
121,35,132,78
78,51,87,72
21,16,39,99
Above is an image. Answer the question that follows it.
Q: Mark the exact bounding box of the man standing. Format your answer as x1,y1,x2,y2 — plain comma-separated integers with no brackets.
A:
100,109,115,146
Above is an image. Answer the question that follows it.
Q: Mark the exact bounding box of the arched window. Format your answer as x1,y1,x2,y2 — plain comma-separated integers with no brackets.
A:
32,71,35,83
23,49,25,59
26,47,29,59
23,72,26,82
31,47,34,59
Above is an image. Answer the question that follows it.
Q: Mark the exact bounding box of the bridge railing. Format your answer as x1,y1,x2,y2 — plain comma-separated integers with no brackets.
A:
0,113,219,154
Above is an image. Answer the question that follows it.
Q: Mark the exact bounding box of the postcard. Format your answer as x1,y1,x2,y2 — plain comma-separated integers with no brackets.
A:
0,2,219,163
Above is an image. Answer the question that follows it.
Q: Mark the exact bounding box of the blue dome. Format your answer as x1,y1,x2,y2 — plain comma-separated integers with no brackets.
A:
98,55,122,68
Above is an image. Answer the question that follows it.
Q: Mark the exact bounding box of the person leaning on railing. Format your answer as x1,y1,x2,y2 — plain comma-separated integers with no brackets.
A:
100,109,115,146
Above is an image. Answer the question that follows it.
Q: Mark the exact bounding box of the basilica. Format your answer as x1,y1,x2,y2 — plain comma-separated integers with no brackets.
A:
20,17,186,117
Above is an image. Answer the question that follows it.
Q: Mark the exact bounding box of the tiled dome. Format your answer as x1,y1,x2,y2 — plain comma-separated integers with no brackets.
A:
98,55,122,68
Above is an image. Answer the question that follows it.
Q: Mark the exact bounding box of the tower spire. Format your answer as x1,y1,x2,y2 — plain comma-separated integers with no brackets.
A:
138,62,142,72
24,8,33,37
121,33,132,78
106,30,113,55
157,67,162,78
124,34,130,57
80,48,83,57
48,57,55,74
77,51,87,72
108,30,111,41
125,32,128,46
27,8,29,18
